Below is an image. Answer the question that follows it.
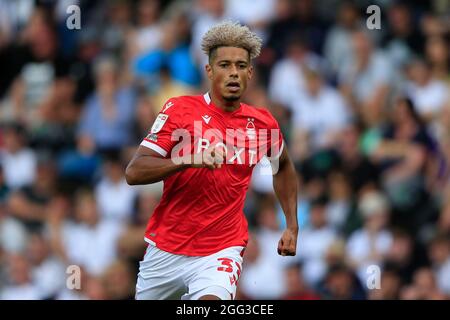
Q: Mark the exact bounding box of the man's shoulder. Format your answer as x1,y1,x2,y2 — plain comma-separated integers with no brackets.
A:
242,103,277,123
160,94,203,115
169,94,204,105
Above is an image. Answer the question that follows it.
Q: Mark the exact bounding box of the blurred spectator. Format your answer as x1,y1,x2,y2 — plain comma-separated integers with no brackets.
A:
190,0,228,69
368,266,402,300
101,0,133,56
102,260,135,299
370,97,438,228
326,171,353,232
53,189,124,276
117,191,159,261
27,232,66,300
384,228,428,285
289,66,352,157
78,55,137,151
268,36,325,109
225,0,276,41
127,0,162,57
429,96,450,195
149,63,196,115
30,77,80,154
71,25,102,105
318,263,366,300
133,14,201,90
0,0,35,47
6,157,57,231
427,235,450,295
0,122,37,190
131,91,157,144
281,262,320,300
0,165,9,202
0,7,73,127
382,2,425,69
276,174,310,232
296,195,339,287
338,29,394,126
404,59,448,122
336,123,380,195
323,1,363,76
421,200,450,242
0,203,28,254
400,267,447,299
239,204,292,299
420,12,448,38
0,254,40,300
95,150,137,223
324,238,347,268
57,266,107,300
346,191,393,284
257,0,297,84
425,36,450,82
284,0,329,54
57,142,102,185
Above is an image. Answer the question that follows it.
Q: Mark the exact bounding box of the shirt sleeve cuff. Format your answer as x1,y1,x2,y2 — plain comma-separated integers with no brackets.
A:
141,139,168,157
267,140,284,161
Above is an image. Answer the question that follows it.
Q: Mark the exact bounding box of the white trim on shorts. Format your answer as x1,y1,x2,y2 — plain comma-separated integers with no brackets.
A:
144,237,156,246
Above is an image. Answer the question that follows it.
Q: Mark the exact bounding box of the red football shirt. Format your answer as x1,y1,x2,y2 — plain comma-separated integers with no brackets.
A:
140,93,284,256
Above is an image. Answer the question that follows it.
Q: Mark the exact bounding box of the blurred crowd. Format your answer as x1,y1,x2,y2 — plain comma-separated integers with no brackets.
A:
0,0,449,300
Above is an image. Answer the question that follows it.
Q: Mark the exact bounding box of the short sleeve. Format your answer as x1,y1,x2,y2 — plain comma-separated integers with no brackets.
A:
140,98,183,157
265,111,284,160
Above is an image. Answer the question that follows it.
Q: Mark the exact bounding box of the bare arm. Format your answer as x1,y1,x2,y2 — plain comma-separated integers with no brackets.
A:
271,145,299,256
125,146,190,185
125,145,225,185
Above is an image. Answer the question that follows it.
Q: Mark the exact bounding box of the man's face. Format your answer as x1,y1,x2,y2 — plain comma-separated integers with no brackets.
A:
206,46,253,102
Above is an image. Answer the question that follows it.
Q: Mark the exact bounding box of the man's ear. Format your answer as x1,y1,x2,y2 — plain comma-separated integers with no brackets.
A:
248,65,253,80
205,64,213,81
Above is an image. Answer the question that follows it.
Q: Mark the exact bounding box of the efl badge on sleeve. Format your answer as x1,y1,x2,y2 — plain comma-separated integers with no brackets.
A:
151,114,168,133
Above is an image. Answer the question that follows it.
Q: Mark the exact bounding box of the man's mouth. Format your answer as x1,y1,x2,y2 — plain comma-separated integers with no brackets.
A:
226,82,240,92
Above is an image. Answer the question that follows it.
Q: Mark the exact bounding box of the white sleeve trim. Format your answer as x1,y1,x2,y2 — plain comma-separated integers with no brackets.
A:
140,140,168,157
267,140,284,161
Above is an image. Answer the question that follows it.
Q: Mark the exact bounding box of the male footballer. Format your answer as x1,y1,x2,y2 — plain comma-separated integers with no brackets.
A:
126,21,298,300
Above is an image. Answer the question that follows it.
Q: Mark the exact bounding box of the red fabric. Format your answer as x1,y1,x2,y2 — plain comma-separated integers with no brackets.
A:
142,94,283,256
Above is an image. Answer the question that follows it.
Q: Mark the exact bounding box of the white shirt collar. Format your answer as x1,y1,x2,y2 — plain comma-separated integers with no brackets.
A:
203,92,211,105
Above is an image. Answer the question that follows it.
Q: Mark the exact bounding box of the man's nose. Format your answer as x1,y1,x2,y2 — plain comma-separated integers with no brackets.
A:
229,65,238,77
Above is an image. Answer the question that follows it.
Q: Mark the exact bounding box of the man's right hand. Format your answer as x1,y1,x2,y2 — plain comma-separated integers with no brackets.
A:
181,145,227,170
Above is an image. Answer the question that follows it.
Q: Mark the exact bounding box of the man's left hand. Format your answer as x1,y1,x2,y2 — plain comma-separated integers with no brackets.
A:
277,228,298,256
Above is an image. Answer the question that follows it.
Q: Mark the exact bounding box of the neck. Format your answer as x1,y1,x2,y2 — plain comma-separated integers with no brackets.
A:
209,90,241,112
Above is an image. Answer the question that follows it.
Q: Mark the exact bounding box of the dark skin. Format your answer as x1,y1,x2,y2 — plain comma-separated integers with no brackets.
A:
126,46,298,300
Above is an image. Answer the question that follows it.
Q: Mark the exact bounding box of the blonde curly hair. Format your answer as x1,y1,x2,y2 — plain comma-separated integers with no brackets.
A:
201,21,262,61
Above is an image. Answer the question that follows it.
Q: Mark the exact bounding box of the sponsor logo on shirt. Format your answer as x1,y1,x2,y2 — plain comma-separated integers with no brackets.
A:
151,114,168,133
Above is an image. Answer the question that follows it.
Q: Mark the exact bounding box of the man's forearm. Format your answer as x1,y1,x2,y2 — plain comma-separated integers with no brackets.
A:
273,156,298,230
126,155,189,185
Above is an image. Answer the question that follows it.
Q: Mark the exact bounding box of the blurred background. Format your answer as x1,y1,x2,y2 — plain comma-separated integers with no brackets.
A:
0,0,449,300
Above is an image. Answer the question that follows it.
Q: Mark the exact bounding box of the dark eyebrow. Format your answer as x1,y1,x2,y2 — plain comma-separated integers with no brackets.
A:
217,60,248,64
